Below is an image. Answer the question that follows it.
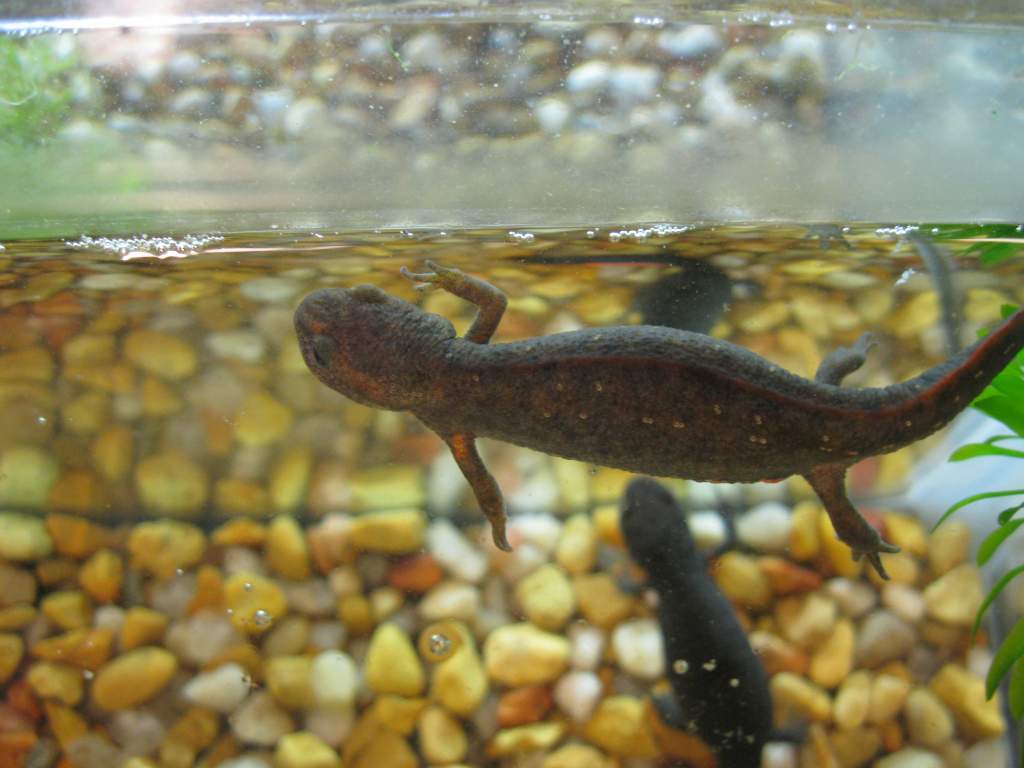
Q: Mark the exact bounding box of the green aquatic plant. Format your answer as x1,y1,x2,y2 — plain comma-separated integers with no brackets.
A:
934,302,1024,728
0,34,76,145
926,223,1024,267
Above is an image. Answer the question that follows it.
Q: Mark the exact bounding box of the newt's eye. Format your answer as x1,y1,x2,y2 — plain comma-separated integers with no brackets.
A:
311,335,335,367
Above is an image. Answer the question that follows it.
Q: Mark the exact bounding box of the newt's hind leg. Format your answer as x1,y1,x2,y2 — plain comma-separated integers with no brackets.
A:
803,463,899,579
815,333,875,385
444,433,511,551
401,261,508,344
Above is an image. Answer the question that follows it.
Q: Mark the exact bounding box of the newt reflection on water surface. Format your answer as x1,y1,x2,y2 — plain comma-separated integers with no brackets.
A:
294,261,1024,579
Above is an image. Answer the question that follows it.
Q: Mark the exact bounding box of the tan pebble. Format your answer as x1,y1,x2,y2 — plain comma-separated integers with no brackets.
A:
929,663,1005,740
869,552,920,588
120,607,170,650
789,501,822,561
62,389,110,434
553,457,590,511
40,590,92,631
270,445,314,514
349,465,424,510
542,743,615,768
0,633,24,683
62,333,115,365
229,691,295,747
91,425,133,482
0,563,37,607
771,672,832,721
187,564,225,614
266,655,316,710
883,513,928,557
64,360,135,394
904,687,954,749
235,390,294,447
349,509,426,553
92,646,178,710
78,549,123,603
489,721,566,758
555,513,598,574
27,661,83,705
45,514,108,559
874,747,944,767
748,631,809,675
868,673,911,725
818,510,862,577
214,478,270,517
37,556,77,586
275,731,340,768
124,329,197,380
364,622,425,696
128,519,206,579
776,592,837,649
418,705,467,764
140,375,183,416
591,502,626,547
927,520,970,577
515,564,575,631
833,669,872,729
135,453,208,517
829,725,881,767
483,622,570,687
212,518,266,547
430,622,488,716
0,605,37,630
365,695,427,736
922,563,983,627
0,346,54,382
263,615,310,657
809,618,854,689
48,469,111,515
369,586,403,622
31,627,114,670
266,515,312,581
224,572,288,636
714,551,773,610
337,594,375,636
344,724,417,768
162,707,219,764
45,700,88,750
583,695,659,757
573,573,635,628
0,510,54,560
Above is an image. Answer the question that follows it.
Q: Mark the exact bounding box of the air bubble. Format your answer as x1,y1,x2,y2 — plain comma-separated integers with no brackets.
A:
672,659,689,674
252,609,272,627
418,620,463,663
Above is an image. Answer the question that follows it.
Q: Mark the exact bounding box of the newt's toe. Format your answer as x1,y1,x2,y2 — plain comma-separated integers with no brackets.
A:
491,522,512,552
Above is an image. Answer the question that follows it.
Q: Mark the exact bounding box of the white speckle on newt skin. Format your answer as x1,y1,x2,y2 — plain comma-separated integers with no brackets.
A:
672,659,689,674
642,416,654,424
579,412,588,420
713,404,722,415
729,678,739,687
594,382,603,392
904,420,912,427
753,414,763,425
672,420,686,429
556,382,565,391
472,374,480,382
703,659,717,671
542,411,552,418
821,435,830,442
846,451,859,457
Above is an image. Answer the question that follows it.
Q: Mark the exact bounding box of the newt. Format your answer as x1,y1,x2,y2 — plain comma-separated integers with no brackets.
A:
620,477,772,767
294,261,1024,578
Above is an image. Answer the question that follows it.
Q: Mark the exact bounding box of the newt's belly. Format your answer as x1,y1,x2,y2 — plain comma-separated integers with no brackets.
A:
416,355,891,482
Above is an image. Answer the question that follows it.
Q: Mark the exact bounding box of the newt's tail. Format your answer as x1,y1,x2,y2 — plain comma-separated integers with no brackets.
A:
882,306,1024,440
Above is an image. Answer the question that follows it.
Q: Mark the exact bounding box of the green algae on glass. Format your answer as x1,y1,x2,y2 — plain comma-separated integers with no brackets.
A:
0,35,76,146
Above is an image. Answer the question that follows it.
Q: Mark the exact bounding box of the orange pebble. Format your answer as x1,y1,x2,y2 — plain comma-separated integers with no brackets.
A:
496,685,554,728
758,556,822,595
388,554,444,593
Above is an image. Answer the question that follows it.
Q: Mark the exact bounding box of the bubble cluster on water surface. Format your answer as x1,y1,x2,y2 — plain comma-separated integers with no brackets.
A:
65,233,224,258
607,224,691,242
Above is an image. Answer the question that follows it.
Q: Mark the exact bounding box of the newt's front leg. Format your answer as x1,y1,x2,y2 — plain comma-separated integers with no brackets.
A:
401,261,508,344
444,433,511,551
804,464,900,579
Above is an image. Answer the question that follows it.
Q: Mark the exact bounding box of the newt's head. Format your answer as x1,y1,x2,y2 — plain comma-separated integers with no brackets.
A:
621,477,699,571
294,285,455,411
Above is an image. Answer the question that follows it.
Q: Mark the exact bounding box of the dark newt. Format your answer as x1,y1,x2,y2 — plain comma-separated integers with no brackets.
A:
294,261,1024,578
620,477,772,768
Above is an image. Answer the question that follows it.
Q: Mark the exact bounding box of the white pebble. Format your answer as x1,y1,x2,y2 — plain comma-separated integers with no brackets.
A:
93,605,125,632
658,24,723,59
230,692,295,746
165,611,243,666
609,63,661,102
554,670,602,722
761,741,799,768
418,581,481,623
566,60,612,92
881,583,926,624
535,97,572,134
508,513,562,554
80,273,139,291
284,580,336,616
964,737,1009,768
826,577,877,618
311,650,358,708
305,706,355,748
206,330,267,363
612,619,665,680
735,502,793,553
687,510,728,551
183,662,251,713
308,620,346,651
427,519,488,583
874,747,944,768
218,757,273,768
109,709,166,756
239,277,301,303
568,622,606,671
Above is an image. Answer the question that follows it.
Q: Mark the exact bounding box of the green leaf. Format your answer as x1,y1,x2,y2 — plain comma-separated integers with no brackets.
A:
998,501,1024,525
974,393,1024,437
1010,659,1024,719
977,518,1024,566
973,564,1024,640
949,442,1024,462
987,616,1024,699
979,243,1022,266
934,489,1024,530
925,224,1023,241
989,367,1024,401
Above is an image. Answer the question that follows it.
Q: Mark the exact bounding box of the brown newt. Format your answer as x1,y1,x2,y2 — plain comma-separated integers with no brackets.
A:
294,261,1024,579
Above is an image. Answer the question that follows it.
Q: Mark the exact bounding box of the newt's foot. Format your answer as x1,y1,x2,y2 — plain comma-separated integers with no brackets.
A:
400,260,462,292
489,516,512,552
847,534,900,580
